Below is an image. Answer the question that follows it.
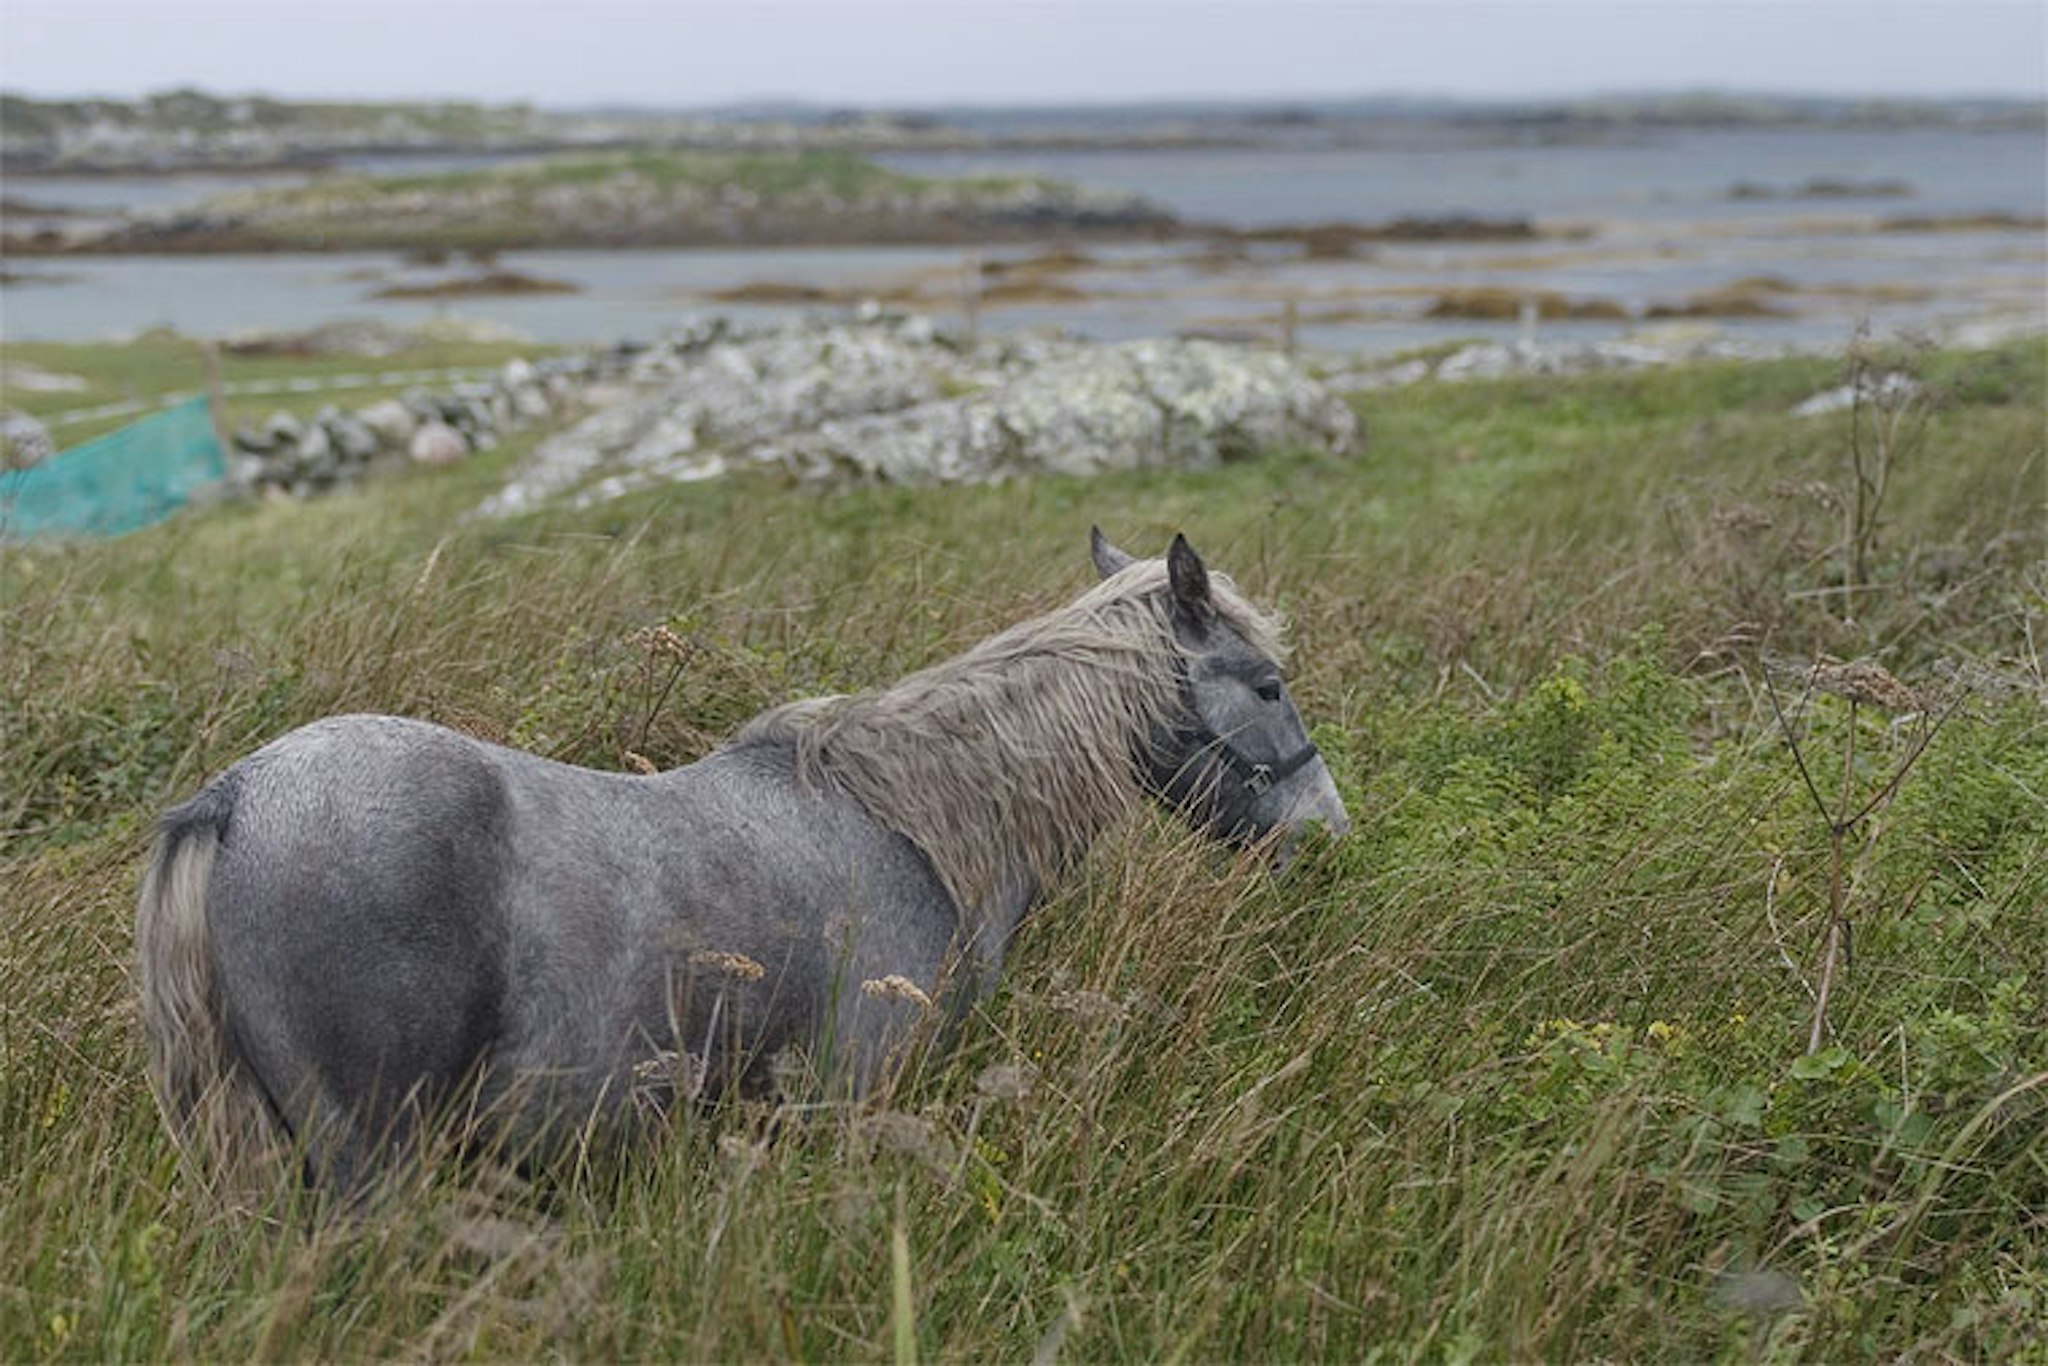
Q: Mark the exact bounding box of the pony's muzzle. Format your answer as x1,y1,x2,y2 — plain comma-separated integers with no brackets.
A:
1266,757,1351,870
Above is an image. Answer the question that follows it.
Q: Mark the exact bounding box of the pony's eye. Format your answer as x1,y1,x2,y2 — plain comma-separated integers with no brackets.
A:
1255,680,1283,703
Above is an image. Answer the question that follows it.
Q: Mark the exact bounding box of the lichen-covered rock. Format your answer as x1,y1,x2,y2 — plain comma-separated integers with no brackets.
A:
768,340,1356,484
479,317,1356,516
478,318,1010,515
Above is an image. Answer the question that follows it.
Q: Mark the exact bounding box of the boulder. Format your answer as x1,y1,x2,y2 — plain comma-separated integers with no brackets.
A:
328,414,381,464
408,421,469,465
2,410,57,466
511,384,553,421
262,410,305,446
291,423,332,471
359,398,418,447
1792,371,1923,417
776,340,1358,484
479,318,1001,515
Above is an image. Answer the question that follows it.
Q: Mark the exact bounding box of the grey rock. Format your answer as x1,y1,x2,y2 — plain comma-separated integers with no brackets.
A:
232,424,276,455
292,423,332,469
2,410,57,466
1792,371,1923,417
329,414,381,463
227,453,268,488
262,410,305,445
359,398,418,447
776,339,1356,484
1339,358,1433,392
480,317,1356,516
482,318,998,515
511,384,553,421
409,421,469,465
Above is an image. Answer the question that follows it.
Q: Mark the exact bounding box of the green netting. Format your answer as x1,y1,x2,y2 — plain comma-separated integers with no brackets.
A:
0,397,226,540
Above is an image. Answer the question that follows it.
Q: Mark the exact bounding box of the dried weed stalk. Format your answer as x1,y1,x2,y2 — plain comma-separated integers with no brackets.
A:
1760,654,1963,1053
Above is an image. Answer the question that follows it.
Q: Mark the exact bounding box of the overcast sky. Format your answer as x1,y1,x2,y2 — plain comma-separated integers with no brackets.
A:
3,0,2043,107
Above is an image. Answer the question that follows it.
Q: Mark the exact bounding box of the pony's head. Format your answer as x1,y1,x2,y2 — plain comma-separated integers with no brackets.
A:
1090,527,1352,852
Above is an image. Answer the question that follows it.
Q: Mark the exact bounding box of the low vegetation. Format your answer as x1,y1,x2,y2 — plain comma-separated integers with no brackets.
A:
3,336,2043,1358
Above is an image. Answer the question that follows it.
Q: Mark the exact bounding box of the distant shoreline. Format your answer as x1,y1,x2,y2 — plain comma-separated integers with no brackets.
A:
5,87,2041,178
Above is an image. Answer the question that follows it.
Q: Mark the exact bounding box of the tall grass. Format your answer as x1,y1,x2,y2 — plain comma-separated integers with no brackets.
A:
3,339,2044,1357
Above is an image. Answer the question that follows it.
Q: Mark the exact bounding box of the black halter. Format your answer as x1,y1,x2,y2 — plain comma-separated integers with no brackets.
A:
1161,712,1321,799
1160,661,1322,800
1208,731,1323,796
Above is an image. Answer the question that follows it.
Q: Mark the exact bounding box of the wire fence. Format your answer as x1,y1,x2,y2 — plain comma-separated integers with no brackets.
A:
36,365,504,430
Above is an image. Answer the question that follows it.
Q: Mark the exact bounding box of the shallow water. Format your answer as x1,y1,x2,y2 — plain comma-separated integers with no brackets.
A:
877,128,2047,227
3,128,2041,352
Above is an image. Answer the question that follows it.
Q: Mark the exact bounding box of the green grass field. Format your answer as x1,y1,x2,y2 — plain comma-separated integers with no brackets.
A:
3,337,2044,1359
4,333,555,448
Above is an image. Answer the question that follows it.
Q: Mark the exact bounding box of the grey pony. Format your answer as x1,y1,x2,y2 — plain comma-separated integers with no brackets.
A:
136,529,1350,1193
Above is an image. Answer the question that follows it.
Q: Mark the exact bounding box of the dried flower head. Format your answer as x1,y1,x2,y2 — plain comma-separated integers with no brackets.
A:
443,1210,551,1264
629,624,693,661
717,1133,767,1174
1808,659,1922,714
632,1048,706,1106
861,975,934,1010
857,1110,955,1168
975,1061,1039,1102
767,1046,814,1103
1046,989,1129,1022
690,950,767,982
1712,504,1774,535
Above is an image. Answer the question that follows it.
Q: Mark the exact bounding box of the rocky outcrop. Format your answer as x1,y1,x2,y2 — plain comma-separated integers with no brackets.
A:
1321,334,1817,390
479,315,1357,517
763,340,1356,484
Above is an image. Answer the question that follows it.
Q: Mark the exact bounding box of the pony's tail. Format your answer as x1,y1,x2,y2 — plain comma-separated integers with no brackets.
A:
135,788,284,1195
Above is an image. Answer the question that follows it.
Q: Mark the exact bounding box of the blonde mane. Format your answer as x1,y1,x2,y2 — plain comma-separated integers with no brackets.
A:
739,559,1285,926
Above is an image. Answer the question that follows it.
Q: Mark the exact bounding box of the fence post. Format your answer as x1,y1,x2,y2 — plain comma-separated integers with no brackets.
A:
199,340,231,455
962,251,981,342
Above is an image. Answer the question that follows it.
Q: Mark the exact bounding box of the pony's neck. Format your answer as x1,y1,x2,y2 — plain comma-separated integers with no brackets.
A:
793,631,1176,945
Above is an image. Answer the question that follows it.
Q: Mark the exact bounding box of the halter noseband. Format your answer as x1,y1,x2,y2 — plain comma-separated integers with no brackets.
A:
1209,732,1322,796
1164,711,1322,799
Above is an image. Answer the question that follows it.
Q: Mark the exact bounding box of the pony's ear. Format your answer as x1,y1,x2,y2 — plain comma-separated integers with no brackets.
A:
1090,525,1137,580
1166,533,1213,628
